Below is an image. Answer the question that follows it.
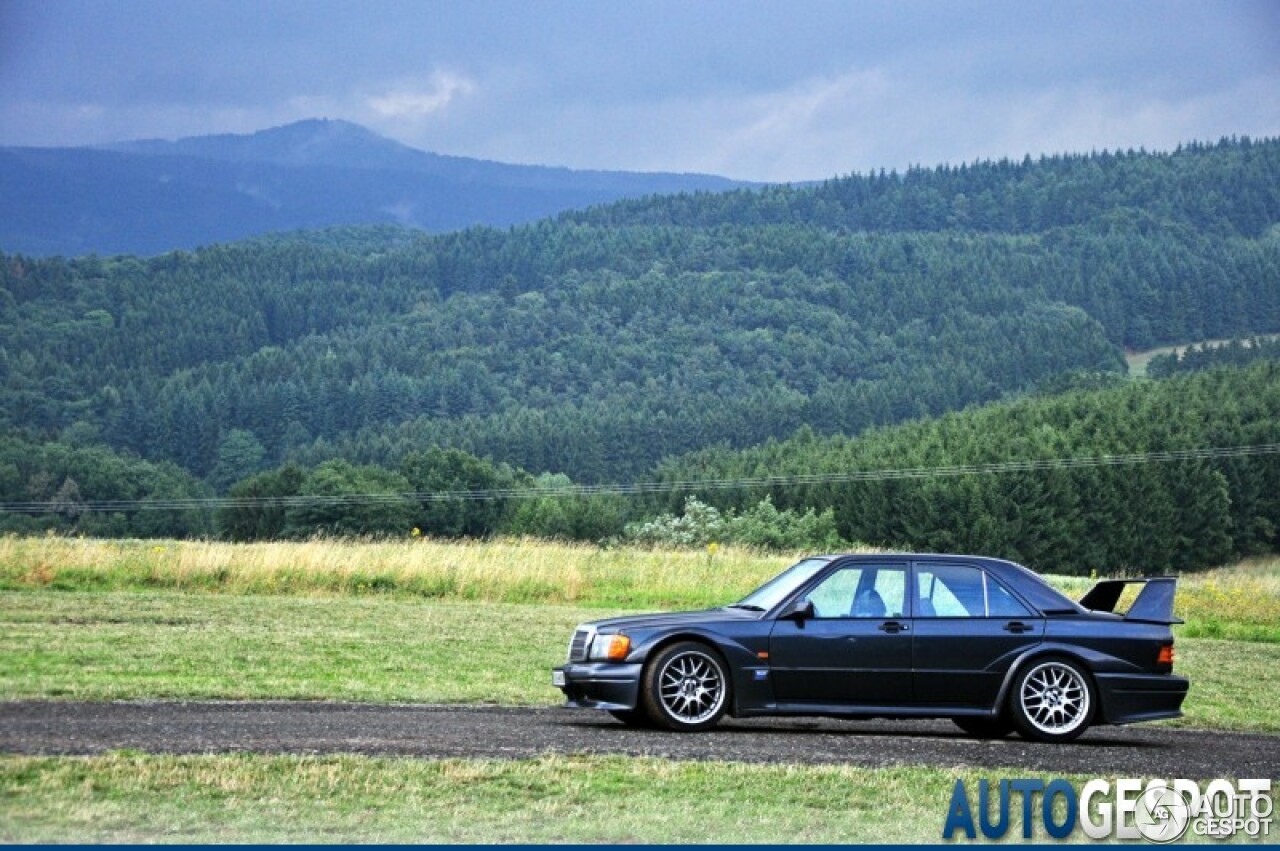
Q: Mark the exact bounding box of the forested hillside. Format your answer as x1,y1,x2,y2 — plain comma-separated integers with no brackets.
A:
570,137,1280,240
1,139,1278,491
653,364,1280,574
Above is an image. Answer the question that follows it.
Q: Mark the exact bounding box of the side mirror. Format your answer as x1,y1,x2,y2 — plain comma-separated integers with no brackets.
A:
782,598,815,621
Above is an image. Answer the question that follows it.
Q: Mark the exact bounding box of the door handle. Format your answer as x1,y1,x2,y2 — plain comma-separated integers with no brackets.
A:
1003,621,1032,634
878,620,909,633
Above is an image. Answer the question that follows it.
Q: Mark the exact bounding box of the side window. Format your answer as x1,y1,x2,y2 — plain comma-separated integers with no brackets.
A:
987,576,1032,617
916,565,985,617
871,568,907,618
805,565,906,619
916,565,1035,617
807,568,862,619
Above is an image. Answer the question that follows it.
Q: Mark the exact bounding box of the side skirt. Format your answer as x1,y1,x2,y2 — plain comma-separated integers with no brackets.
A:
734,703,1001,720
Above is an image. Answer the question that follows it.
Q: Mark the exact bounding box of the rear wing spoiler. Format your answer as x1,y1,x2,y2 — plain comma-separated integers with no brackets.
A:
1078,577,1183,624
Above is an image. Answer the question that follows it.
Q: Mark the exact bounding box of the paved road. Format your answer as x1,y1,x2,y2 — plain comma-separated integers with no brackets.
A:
1,701,1276,777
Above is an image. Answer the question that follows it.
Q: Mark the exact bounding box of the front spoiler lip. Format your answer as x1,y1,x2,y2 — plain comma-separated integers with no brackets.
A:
553,662,644,712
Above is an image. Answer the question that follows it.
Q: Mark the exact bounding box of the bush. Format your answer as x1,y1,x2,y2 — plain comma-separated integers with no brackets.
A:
625,496,843,552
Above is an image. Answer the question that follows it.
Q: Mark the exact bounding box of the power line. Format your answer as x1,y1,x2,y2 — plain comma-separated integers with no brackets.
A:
3,442,1279,514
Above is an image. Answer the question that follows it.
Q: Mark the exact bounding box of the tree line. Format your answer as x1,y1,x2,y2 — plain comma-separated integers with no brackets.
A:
5,365,1278,576
1146,335,1280,378
568,136,1280,239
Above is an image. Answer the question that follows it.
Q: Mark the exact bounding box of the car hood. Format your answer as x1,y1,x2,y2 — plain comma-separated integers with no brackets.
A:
585,607,760,632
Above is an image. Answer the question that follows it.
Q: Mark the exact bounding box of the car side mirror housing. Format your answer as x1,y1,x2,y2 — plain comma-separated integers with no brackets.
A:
782,598,815,621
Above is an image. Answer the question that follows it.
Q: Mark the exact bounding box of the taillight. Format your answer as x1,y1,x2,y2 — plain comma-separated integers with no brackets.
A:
1157,643,1175,667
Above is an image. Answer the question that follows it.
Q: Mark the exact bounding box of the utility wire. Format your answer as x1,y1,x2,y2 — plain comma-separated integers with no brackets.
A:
3,442,1279,514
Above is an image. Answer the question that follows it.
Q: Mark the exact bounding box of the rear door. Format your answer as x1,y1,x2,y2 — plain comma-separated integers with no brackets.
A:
910,562,1044,707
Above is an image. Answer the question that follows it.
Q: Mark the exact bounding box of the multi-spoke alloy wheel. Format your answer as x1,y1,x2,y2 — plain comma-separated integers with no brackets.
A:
641,642,730,731
1011,658,1094,742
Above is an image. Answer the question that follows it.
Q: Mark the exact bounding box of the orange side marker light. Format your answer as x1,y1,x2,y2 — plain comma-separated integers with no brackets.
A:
605,635,632,661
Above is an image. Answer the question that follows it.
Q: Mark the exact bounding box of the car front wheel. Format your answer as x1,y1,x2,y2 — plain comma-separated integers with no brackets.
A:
640,641,730,732
1010,657,1094,743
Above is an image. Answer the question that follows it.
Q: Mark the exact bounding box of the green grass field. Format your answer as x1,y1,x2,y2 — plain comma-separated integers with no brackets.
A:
0,753,1081,844
0,589,1275,731
1,536,1277,843
3,753,1273,844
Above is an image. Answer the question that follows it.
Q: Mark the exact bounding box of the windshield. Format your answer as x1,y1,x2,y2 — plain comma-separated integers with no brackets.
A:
733,557,832,612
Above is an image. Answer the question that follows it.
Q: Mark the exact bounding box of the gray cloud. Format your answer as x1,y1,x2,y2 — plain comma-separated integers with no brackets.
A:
1,0,1276,180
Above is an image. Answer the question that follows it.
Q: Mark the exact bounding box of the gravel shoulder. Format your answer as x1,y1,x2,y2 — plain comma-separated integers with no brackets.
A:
2,701,1276,778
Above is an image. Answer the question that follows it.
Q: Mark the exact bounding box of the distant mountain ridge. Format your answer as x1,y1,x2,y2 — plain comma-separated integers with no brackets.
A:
101,119,740,191
0,119,751,256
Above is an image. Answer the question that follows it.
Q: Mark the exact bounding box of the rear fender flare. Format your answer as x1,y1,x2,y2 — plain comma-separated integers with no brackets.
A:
991,643,1109,717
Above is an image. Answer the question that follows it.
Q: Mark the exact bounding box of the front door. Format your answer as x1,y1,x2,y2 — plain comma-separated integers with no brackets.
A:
768,561,912,706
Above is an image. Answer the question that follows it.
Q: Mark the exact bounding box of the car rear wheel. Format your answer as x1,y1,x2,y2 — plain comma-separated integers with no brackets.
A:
953,716,1014,739
1010,657,1094,743
640,641,730,732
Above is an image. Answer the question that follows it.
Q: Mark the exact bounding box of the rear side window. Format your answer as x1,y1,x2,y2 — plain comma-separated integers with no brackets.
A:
916,564,1032,617
987,576,1033,616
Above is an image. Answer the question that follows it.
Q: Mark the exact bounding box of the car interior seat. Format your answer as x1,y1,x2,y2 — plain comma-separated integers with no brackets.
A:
850,588,887,618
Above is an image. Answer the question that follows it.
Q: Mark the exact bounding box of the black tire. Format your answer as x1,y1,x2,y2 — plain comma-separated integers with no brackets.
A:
953,715,1015,739
608,709,653,728
640,641,731,732
1009,656,1095,743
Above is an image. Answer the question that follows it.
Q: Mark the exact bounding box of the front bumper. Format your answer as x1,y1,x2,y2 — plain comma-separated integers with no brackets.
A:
1095,672,1189,725
552,662,643,711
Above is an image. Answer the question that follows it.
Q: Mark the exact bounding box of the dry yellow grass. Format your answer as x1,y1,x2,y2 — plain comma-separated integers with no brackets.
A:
0,534,801,608
1,535,1275,635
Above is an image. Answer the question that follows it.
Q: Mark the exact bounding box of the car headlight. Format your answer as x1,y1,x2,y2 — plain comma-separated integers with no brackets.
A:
590,633,632,661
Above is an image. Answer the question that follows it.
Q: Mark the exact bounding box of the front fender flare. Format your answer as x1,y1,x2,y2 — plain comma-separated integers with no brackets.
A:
627,629,760,714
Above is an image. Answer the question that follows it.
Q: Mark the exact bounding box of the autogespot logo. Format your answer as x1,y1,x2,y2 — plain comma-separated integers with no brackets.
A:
1132,784,1191,843
942,777,1273,841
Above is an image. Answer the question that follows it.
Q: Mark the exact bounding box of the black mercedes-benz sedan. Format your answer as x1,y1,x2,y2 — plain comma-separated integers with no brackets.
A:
552,553,1188,742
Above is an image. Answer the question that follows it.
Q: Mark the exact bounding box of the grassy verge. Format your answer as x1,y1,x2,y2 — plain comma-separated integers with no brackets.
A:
1,590,1275,731
2,752,1241,845
2,536,1276,640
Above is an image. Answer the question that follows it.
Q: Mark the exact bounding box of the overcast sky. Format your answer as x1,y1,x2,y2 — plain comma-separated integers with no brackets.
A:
2,0,1278,182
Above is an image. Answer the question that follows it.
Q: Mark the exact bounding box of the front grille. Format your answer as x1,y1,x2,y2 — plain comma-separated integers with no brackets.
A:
568,627,593,662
